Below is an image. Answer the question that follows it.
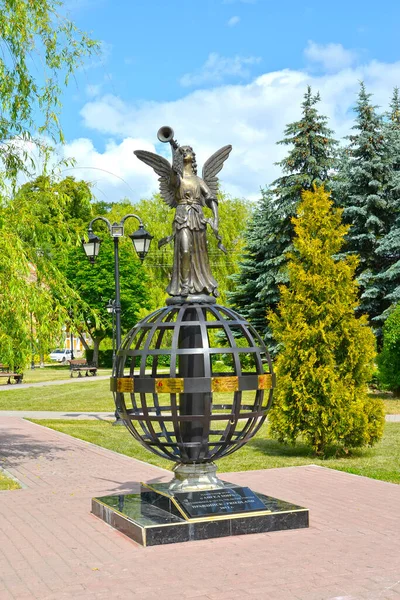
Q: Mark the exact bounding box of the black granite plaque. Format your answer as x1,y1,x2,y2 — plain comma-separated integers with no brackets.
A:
173,486,266,518
92,488,309,547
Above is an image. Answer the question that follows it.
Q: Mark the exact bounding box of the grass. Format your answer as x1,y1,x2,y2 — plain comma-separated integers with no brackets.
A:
21,365,111,384
0,380,115,412
0,471,20,491
2,377,399,415
30,419,400,484
369,392,400,414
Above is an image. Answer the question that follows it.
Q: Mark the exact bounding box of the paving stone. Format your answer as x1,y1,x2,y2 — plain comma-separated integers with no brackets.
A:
0,416,399,600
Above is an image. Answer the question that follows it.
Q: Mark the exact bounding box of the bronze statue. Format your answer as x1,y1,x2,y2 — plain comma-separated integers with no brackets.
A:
134,127,232,299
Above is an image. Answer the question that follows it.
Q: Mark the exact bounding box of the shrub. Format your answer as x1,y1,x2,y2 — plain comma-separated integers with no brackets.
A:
268,187,384,455
377,304,400,394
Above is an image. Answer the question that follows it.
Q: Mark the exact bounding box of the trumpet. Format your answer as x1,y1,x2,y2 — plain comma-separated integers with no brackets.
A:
157,126,179,150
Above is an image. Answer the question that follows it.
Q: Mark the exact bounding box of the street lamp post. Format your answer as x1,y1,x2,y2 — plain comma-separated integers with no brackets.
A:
82,214,153,424
70,331,75,360
30,312,35,370
106,299,116,363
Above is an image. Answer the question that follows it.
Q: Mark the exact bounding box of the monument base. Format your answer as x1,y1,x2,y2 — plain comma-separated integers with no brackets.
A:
92,481,309,547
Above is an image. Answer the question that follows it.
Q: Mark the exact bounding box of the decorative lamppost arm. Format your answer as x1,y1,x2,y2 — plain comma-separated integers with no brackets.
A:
88,216,112,233
121,213,144,227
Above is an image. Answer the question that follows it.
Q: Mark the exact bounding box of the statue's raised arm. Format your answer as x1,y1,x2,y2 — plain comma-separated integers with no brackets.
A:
134,127,232,302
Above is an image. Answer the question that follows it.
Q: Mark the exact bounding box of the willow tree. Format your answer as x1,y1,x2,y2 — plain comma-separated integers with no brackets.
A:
0,1,98,368
269,187,384,455
1,175,95,368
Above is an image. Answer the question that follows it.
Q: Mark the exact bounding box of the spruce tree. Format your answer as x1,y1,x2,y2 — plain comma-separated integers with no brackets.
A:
230,87,337,348
374,89,400,320
269,186,384,455
336,83,391,337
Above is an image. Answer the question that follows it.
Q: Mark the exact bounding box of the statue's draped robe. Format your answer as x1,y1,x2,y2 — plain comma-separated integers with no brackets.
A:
167,174,218,297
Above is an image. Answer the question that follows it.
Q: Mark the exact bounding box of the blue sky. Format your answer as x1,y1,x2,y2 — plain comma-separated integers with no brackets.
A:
52,0,400,202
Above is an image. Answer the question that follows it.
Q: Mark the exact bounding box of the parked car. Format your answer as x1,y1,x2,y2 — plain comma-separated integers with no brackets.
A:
49,349,72,363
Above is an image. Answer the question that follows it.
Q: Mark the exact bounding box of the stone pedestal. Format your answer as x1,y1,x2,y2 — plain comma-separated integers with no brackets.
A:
92,480,309,547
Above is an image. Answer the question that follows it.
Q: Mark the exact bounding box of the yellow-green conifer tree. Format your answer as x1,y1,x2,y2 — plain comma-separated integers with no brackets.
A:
268,186,384,455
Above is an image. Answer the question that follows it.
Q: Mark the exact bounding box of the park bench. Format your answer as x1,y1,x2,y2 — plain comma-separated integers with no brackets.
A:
0,364,23,385
69,359,97,378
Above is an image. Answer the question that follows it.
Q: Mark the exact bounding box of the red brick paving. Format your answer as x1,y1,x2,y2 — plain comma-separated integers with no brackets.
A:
0,416,399,600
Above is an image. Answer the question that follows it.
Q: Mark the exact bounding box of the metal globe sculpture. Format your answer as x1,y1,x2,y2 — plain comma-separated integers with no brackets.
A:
92,128,309,550
110,126,276,489
111,302,275,464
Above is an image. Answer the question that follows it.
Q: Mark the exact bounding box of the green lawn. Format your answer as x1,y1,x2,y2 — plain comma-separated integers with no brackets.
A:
21,366,111,384
371,394,400,414
0,471,20,491
2,378,398,415
30,419,400,484
0,380,115,412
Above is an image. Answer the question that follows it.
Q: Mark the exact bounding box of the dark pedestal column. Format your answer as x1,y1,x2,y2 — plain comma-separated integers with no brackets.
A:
178,307,210,461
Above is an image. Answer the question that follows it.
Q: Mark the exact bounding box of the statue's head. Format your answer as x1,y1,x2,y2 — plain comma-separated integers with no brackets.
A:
174,145,197,175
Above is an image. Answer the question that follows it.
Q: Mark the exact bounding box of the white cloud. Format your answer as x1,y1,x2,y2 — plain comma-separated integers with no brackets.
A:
65,56,400,203
85,83,103,98
180,53,261,87
304,41,358,72
59,137,158,203
227,16,240,26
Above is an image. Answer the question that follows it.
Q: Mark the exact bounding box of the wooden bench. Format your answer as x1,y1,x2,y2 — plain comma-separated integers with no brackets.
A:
0,364,23,384
69,359,97,378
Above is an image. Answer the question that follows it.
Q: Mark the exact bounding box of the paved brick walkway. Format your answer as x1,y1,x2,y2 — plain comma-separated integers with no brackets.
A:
0,416,399,600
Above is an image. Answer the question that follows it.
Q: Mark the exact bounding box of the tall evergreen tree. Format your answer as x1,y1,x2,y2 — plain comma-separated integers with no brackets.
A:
269,187,384,455
374,88,400,321
230,87,337,348
335,83,391,337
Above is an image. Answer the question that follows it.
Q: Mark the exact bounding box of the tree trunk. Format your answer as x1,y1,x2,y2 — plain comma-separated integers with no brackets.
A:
92,336,104,367
78,331,90,353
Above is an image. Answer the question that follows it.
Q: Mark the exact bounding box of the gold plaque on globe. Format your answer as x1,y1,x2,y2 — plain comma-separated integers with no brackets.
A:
155,378,184,393
116,377,134,393
258,374,273,390
211,376,239,392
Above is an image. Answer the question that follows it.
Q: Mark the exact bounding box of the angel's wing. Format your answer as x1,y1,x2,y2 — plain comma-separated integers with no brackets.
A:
134,150,176,207
202,145,232,199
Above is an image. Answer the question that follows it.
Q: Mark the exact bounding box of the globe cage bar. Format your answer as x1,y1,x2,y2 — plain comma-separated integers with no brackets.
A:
111,303,275,465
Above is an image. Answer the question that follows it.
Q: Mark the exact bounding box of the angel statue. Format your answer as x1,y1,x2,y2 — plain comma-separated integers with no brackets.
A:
134,127,232,299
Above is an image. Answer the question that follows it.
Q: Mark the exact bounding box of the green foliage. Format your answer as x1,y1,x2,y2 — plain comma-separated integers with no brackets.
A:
85,347,114,368
0,0,98,176
335,83,392,339
377,304,400,393
0,175,95,369
374,89,400,324
231,87,338,347
269,186,384,455
0,2,97,367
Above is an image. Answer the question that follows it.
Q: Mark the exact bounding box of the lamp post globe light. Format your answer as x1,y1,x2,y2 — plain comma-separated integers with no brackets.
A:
92,127,309,547
81,214,153,424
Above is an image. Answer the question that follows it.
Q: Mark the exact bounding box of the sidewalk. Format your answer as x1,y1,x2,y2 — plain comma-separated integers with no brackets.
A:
0,415,399,600
1,410,399,421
